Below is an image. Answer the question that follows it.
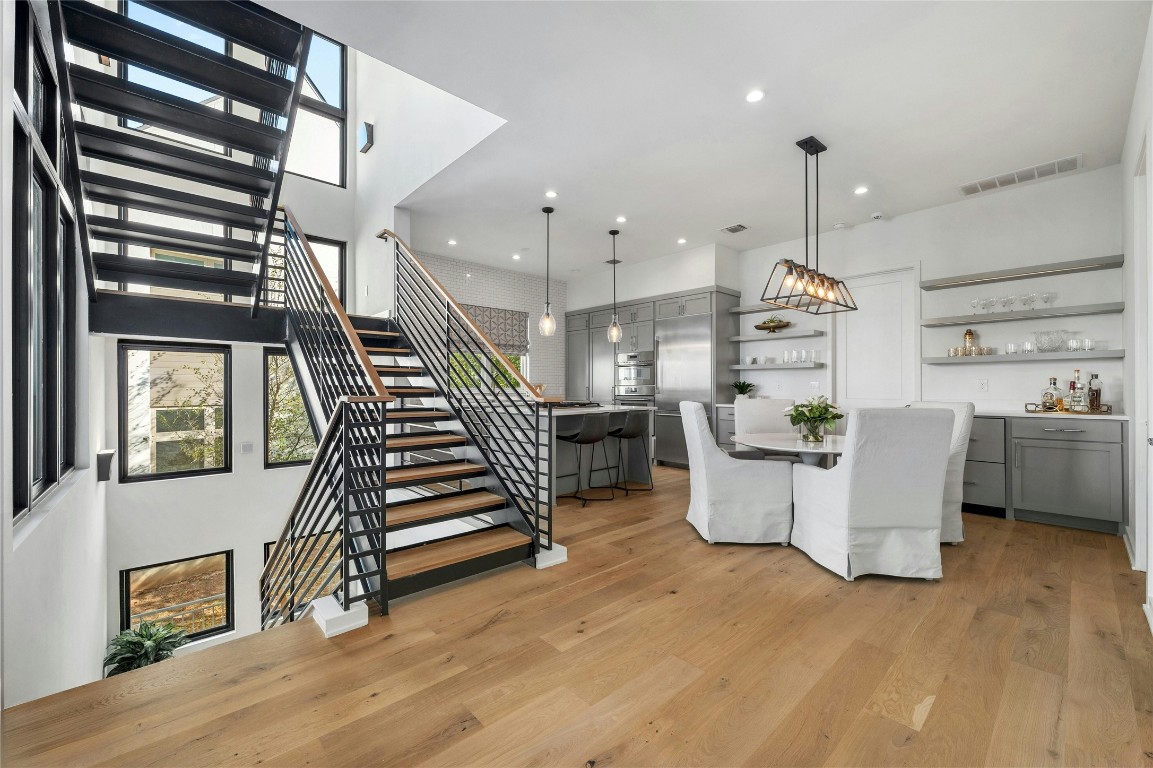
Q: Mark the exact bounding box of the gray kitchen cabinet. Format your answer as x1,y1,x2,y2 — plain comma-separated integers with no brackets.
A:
621,302,654,324
565,328,590,401
655,297,682,320
1012,437,1124,524
715,405,736,452
590,310,616,329
568,313,589,332
633,320,654,352
656,293,712,319
963,416,1007,509
590,330,616,404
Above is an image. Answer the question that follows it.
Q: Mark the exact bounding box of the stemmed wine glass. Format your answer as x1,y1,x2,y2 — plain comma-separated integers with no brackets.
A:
1041,291,1056,307
999,295,1012,312
970,297,980,315
986,296,998,313
1006,295,1017,312
1020,292,1037,311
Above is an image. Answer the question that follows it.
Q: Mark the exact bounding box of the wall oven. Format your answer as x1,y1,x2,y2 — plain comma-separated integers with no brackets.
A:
615,351,655,398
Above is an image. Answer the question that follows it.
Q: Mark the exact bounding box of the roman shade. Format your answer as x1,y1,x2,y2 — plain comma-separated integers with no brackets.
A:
462,304,529,356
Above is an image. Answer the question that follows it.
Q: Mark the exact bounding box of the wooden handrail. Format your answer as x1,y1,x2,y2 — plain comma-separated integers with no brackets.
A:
378,228,563,404
287,207,392,402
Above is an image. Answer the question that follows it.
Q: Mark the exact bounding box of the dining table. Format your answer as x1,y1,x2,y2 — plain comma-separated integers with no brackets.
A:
731,432,847,466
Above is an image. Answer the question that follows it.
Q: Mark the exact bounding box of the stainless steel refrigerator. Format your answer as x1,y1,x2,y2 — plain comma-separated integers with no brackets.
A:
654,307,732,467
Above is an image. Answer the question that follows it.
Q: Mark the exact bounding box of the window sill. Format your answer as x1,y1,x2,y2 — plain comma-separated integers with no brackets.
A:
13,466,90,550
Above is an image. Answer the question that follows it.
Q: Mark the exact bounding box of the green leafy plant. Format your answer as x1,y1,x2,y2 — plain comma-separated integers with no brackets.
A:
765,314,784,324
786,395,844,441
731,380,756,395
103,622,189,678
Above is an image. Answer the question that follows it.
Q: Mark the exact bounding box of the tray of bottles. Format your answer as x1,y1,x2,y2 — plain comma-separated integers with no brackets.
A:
1023,403,1114,415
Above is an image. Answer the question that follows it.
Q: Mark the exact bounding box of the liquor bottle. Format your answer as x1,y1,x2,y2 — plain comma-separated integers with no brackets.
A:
1068,369,1087,412
1088,373,1103,411
1042,377,1062,412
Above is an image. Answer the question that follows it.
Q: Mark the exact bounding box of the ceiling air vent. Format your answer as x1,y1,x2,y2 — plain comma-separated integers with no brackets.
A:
721,223,749,234
961,155,1083,196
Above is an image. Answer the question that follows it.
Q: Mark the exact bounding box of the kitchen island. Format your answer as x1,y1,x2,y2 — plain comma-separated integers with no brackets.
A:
546,405,656,499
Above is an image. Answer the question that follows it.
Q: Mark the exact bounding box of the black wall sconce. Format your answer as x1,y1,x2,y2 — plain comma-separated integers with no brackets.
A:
358,122,374,153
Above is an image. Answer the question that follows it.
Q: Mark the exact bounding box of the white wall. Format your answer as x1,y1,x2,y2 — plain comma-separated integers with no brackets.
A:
568,243,737,310
415,251,568,397
737,165,1126,411
101,340,309,654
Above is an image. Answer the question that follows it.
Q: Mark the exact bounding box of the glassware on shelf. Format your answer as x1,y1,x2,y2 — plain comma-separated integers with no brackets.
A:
1041,291,1056,307
1067,339,1082,352
1022,341,1036,354
986,296,998,313
999,295,1012,311
970,298,980,314
1007,295,1017,312
1005,342,1018,354
799,349,810,363
807,349,817,363
1033,329,1070,353
1081,338,1095,351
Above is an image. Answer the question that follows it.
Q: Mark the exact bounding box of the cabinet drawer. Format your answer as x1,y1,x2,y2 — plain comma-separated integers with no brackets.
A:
589,310,615,328
967,417,1005,463
567,313,588,331
1011,418,1122,444
962,460,1005,507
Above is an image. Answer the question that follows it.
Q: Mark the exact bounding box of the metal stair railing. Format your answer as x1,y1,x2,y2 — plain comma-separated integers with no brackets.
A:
260,208,393,628
381,229,557,551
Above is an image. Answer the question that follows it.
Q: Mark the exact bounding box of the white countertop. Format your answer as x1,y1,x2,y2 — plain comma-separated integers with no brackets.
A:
551,405,656,417
975,409,1128,421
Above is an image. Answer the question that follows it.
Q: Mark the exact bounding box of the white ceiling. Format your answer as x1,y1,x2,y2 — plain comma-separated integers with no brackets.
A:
262,1,1151,278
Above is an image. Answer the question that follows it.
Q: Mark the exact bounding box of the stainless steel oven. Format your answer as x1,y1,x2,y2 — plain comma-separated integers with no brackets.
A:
615,351,655,392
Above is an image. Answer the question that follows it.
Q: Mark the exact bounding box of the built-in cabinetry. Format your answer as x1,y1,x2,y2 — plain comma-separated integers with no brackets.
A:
715,405,736,452
656,292,711,319
567,300,657,401
962,414,1127,534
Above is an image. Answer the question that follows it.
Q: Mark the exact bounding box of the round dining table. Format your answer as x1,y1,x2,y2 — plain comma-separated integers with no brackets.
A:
731,432,847,465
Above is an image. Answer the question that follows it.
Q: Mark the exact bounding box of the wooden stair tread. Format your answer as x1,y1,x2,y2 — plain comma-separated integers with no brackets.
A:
356,329,400,337
387,527,531,580
388,434,466,449
386,410,451,420
386,491,505,528
364,346,410,354
385,462,485,483
377,366,423,374
389,387,436,395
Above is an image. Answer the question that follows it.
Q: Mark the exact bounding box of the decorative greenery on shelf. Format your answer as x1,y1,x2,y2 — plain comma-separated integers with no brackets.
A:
786,395,844,442
103,621,189,678
731,381,756,396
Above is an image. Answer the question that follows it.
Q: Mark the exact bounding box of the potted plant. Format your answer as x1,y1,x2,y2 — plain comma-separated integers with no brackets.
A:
731,381,755,400
786,395,844,442
753,314,792,333
103,621,189,678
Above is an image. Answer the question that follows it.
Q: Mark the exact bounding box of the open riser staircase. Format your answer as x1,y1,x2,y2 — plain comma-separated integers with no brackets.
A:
260,213,555,629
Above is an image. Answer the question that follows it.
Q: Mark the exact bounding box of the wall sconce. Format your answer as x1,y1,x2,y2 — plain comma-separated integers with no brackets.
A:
358,122,374,153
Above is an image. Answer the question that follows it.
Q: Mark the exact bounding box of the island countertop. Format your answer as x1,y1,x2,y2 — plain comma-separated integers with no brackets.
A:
550,405,657,417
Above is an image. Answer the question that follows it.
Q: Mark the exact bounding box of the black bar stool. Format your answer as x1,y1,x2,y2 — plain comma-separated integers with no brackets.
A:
610,410,653,495
557,413,614,506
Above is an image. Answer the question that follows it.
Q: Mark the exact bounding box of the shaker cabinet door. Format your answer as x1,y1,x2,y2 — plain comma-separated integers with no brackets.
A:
634,320,654,352
1011,438,1123,522
565,329,590,401
655,298,682,320
680,293,712,317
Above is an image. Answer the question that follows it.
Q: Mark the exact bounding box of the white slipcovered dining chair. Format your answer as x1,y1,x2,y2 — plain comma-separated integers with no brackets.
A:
731,398,801,463
791,407,954,580
680,401,793,544
907,401,975,544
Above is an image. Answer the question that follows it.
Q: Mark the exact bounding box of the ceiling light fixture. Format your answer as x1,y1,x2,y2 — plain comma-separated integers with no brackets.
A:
746,89,765,103
448,239,457,246
677,238,687,245
545,190,558,199
761,136,858,315
606,230,623,344
512,253,521,260
854,186,868,195
616,216,627,223
538,207,556,336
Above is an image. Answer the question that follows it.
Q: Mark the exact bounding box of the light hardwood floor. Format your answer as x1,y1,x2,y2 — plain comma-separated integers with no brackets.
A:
4,466,1152,767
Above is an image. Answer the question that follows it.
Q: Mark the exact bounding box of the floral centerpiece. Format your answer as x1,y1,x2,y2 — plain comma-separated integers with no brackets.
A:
786,395,844,442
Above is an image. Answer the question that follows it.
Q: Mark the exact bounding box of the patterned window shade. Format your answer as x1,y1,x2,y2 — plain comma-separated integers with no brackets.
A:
461,304,530,356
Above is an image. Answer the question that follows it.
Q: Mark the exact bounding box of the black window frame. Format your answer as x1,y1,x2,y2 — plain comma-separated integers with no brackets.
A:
12,0,78,521
284,33,347,188
117,340,233,482
119,550,235,642
263,347,318,469
268,230,347,304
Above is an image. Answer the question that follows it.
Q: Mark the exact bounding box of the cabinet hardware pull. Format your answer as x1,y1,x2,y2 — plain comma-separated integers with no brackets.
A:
963,480,977,485
1014,442,1020,468
1042,428,1086,433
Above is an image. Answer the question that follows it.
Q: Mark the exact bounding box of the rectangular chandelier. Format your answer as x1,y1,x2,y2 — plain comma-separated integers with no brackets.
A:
761,258,858,314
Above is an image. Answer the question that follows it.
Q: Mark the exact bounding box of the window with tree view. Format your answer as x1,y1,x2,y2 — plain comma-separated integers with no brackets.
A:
121,551,233,640
449,353,525,389
265,350,317,466
120,344,230,480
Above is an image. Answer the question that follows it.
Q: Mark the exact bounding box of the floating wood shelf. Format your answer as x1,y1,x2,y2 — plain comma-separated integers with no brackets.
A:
922,350,1125,365
919,255,1123,291
730,330,826,342
921,302,1125,328
730,362,825,370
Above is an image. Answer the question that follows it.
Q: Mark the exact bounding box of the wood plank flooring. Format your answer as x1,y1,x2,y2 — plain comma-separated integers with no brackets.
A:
4,466,1151,767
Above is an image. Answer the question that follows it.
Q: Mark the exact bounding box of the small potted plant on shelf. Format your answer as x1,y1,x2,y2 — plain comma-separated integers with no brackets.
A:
753,313,792,333
731,381,756,400
103,621,189,678
786,395,844,442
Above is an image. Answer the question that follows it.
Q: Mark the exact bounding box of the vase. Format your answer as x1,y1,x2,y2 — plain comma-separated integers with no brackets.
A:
735,393,750,400
800,422,824,442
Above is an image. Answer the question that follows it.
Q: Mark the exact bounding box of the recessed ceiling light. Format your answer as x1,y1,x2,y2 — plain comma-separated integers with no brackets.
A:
466,273,471,278
448,239,457,245
545,190,558,199
746,89,765,103
616,216,627,223
677,238,687,245
512,253,521,260
854,186,868,195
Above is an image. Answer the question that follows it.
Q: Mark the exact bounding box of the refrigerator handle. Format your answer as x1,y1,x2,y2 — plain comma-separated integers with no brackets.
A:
654,336,661,393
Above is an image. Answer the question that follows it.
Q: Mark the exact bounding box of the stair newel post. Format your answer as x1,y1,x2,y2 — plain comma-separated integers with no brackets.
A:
340,400,351,611
376,398,390,615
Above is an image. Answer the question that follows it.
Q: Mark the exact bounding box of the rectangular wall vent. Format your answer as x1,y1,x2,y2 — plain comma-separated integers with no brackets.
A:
961,154,1083,196
721,223,748,234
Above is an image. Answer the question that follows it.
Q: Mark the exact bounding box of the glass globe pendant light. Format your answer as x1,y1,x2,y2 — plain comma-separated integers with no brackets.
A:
538,206,556,336
606,229,623,343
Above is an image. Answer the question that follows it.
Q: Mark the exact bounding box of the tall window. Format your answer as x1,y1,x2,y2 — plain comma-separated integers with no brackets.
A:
266,232,346,304
265,349,317,467
12,1,77,519
119,343,231,481
285,34,346,186
120,551,234,641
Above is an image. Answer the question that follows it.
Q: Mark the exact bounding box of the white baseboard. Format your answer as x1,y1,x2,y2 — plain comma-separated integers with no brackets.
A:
1144,602,1153,639
1124,530,1142,571
535,542,568,569
311,595,368,638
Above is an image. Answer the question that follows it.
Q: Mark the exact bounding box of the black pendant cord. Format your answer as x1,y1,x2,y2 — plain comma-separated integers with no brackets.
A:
815,151,819,274
545,209,551,305
804,151,810,269
612,232,618,311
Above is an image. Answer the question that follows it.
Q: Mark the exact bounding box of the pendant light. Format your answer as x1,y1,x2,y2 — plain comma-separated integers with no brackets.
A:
538,206,557,336
606,229,623,343
761,136,858,314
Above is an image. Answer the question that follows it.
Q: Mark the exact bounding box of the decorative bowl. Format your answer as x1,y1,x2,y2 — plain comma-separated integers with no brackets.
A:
754,320,792,333
1033,329,1070,353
